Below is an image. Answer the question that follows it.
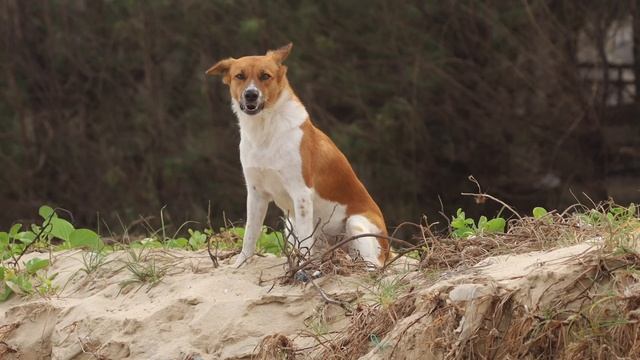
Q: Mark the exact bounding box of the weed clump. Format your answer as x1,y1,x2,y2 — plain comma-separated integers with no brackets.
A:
305,278,417,360
254,333,296,360
418,201,639,271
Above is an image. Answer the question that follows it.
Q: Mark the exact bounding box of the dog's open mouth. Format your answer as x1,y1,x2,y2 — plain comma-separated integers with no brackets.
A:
240,102,264,115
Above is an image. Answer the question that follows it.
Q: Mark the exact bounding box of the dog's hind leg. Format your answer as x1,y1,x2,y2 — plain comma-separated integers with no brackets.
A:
345,214,385,268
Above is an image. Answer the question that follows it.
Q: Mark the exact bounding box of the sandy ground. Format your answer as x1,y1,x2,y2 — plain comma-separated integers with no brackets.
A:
361,241,600,359
0,250,363,360
1,240,616,359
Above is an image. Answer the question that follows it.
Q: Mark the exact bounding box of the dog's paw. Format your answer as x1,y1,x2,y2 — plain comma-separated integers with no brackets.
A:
232,252,251,268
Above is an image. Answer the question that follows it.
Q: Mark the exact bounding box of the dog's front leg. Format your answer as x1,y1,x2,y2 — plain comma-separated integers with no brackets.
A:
234,187,269,267
292,188,315,258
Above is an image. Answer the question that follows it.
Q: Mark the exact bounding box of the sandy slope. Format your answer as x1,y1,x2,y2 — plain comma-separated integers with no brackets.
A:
360,242,600,359
0,250,361,360
2,240,621,359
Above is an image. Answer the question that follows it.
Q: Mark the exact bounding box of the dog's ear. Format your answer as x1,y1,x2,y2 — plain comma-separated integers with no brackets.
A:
277,65,288,81
267,43,292,64
205,58,234,84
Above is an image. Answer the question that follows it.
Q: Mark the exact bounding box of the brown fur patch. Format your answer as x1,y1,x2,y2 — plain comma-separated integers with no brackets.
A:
206,44,293,109
299,119,390,263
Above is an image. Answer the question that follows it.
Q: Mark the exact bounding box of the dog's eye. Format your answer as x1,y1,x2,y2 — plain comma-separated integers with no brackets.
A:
259,73,271,81
235,73,246,80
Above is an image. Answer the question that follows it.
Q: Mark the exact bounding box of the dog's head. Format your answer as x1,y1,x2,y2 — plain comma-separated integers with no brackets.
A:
206,43,292,116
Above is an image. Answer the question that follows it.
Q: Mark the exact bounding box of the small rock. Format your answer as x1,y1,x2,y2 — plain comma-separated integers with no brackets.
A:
294,270,310,282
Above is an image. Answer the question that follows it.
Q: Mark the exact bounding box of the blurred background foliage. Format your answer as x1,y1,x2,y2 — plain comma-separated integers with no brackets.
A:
1,0,639,236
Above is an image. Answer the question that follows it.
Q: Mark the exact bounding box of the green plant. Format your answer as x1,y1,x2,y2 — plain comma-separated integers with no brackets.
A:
580,203,637,228
451,208,506,238
130,238,164,249
165,237,188,249
120,248,166,291
533,207,548,219
1,268,32,299
80,250,110,275
0,206,64,301
4,205,106,253
576,203,639,251
257,229,285,255
305,311,329,337
367,276,407,309
0,257,55,301
34,272,59,297
0,224,37,261
187,229,207,250
163,228,208,250
228,227,284,255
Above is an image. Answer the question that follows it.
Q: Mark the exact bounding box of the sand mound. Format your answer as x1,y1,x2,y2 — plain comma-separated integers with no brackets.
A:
3,230,639,359
0,250,362,360
355,241,640,359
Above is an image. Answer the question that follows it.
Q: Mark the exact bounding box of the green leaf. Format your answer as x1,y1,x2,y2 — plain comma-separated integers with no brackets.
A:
6,275,32,295
451,217,470,230
477,216,488,229
533,207,548,219
9,224,22,238
15,232,36,244
167,238,188,248
39,205,58,220
25,258,49,274
451,208,477,238
257,231,284,255
0,286,12,302
0,266,5,280
0,232,8,248
8,244,24,257
484,218,506,233
229,227,245,238
49,218,75,242
453,228,475,238
69,229,103,250
188,230,207,250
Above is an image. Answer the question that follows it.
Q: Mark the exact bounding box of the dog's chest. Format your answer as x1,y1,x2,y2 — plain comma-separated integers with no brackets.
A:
239,128,301,168
240,125,305,209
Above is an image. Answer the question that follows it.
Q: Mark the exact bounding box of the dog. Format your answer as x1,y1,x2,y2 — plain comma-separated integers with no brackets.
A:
206,43,390,268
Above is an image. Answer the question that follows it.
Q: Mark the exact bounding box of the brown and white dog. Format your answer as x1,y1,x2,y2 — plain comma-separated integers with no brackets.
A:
206,43,390,268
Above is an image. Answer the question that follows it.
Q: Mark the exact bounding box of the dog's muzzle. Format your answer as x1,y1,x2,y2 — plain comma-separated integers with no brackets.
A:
240,86,264,115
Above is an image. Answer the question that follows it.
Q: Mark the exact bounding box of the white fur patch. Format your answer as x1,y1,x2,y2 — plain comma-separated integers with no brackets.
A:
234,89,316,264
313,196,348,240
232,90,307,146
346,215,383,266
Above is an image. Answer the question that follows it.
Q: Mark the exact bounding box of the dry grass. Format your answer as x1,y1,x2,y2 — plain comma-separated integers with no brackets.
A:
310,288,417,360
417,216,576,271
254,333,296,360
269,202,640,359
422,251,640,359
419,203,639,271
317,249,374,277
252,202,639,359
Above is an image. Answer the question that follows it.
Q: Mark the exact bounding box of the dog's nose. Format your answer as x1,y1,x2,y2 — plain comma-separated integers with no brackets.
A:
244,89,259,102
